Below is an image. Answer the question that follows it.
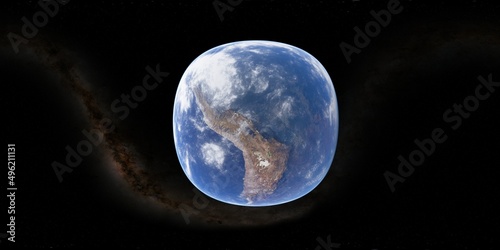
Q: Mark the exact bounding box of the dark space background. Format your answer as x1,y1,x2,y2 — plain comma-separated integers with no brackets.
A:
2,0,500,248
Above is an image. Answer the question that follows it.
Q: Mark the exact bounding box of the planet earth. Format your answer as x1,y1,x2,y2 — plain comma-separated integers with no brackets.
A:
173,40,338,207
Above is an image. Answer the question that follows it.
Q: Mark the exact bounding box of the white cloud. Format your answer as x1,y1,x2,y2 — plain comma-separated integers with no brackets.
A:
185,150,192,179
187,51,241,110
276,96,294,121
305,153,324,180
201,143,225,171
176,46,242,113
249,65,269,93
223,40,292,53
327,100,337,126
267,87,284,101
176,75,193,114
305,155,328,186
190,117,208,132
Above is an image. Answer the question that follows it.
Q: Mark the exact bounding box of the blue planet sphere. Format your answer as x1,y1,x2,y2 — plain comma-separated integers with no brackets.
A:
173,40,338,207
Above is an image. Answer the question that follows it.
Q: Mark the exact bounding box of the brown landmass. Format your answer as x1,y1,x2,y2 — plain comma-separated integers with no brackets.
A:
193,87,289,203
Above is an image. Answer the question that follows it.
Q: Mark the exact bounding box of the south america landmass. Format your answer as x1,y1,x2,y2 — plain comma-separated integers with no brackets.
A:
192,86,289,203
